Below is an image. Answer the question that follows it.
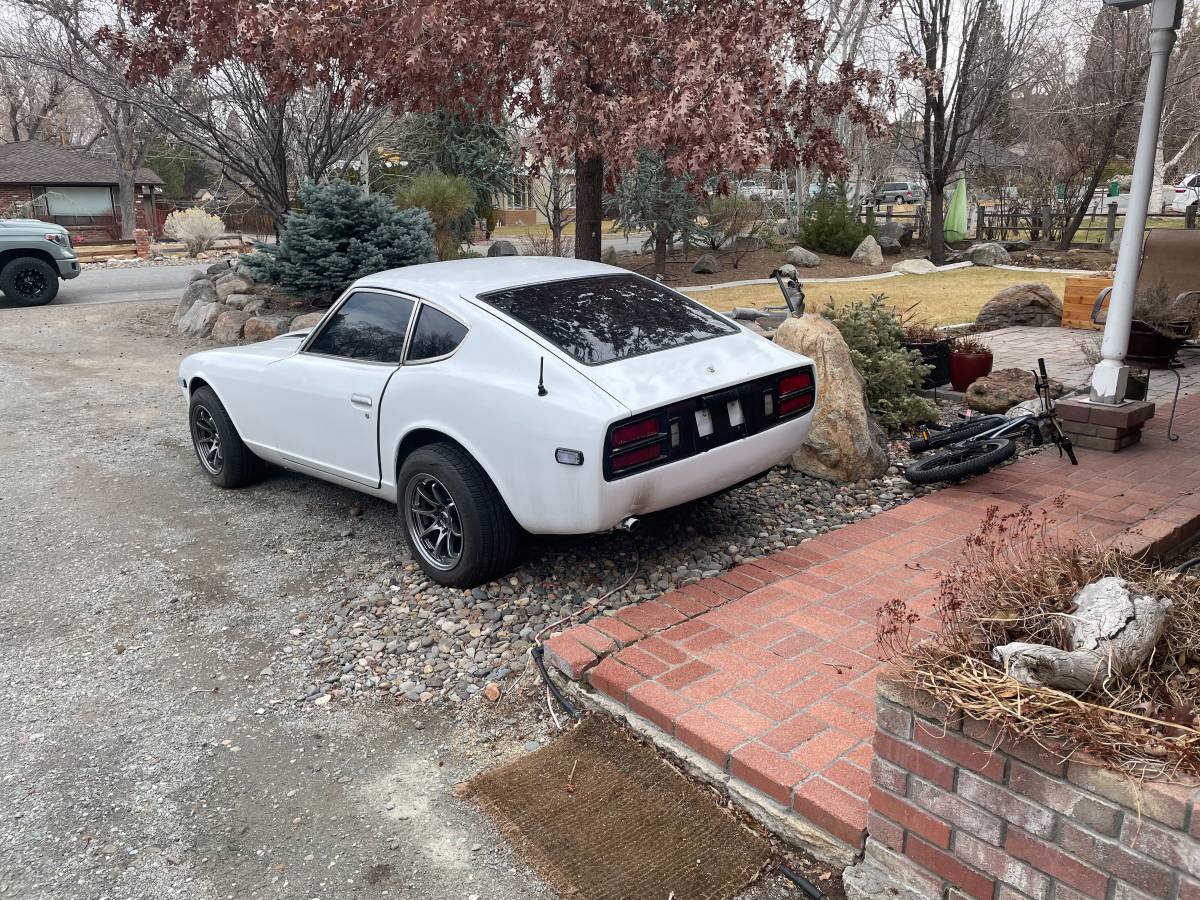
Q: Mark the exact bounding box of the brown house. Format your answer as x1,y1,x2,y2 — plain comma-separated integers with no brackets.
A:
0,141,163,242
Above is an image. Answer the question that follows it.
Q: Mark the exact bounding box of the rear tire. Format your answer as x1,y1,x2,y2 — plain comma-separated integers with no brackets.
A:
909,416,1006,453
0,257,59,306
398,443,519,588
189,386,265,488
904,439,1017,485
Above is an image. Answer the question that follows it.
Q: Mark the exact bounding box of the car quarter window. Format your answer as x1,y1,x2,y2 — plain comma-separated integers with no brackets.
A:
406,304,468,362
306,291,415,363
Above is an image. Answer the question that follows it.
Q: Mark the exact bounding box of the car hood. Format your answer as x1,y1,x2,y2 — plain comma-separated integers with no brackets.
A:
186,333,304,369
573,327,812,415
0,219,68,235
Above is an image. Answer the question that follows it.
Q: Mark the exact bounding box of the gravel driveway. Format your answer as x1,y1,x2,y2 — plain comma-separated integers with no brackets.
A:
0,299,866,899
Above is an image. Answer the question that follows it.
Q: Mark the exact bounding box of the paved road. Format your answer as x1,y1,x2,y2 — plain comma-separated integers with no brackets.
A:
0,263,205,311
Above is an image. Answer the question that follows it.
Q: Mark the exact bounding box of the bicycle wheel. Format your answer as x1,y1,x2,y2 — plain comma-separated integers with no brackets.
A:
909,416,1007,453
904,439,1017,485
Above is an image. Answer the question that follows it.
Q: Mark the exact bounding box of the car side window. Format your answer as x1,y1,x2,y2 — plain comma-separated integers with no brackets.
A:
306,291,415,364
406,304,468,362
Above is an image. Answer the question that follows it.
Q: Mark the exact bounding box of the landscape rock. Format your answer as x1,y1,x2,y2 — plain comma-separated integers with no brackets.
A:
692,253,721,274
601,246,618,265
784,246,821,268
174,279,218,324
877,235,902,256
966,367,1064,414
487,239,519,257
975,282,1063,329
205,260,232,276
224,293,257,310
243,297,268,315
773,263,799,281
891,258,937,275
290,312,326,331
850,236,884,267
243,314,296,343
774,314,890,482
967,242,1011,267
878,222,914,248
212,309,251,343
214,273,254,300
1001,239,1031,252
179,300,223,338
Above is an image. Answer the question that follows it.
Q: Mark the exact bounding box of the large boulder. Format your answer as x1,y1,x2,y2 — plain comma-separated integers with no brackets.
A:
205,260,232,277
850,236,884,267
214,272,254,300
966,367,1064,414
174,278,217,324
891,258,937,275
692,253,721,274
784,246,821,268
224,293,257,310
179,300,223,338
774,314,890,482
878,221,914,248
243,314,296,343
878,235,902,256
968,242,1011,267
733,234,765,253
212,309,251,343
487,239,519,257
601,246,618,265
975,282,1063,329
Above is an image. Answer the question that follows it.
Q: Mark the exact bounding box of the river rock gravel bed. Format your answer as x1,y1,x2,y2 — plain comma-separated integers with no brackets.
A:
291,457,938,706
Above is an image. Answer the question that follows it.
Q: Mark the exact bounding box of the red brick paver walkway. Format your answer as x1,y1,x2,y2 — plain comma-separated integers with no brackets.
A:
545,398,1200,855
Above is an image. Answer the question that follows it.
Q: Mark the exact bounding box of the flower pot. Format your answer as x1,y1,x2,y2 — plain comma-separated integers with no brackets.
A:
1126,320,1189,367
902,338,950,388
949,350,994,392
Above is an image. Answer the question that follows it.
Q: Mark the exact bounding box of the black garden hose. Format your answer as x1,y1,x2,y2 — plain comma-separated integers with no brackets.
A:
531,644,582,721
779,862,826,900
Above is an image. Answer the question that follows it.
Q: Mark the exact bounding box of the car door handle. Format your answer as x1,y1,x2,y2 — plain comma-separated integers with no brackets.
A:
350,394,373,409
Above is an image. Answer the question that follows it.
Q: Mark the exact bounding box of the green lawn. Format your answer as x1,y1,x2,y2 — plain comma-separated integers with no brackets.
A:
687,267,1071,326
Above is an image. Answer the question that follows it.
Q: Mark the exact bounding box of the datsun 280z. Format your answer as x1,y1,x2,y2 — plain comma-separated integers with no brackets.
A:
178,258,816,587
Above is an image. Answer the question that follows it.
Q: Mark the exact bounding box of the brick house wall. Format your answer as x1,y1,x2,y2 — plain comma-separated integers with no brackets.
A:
0,184,34,210
844,674,1200,900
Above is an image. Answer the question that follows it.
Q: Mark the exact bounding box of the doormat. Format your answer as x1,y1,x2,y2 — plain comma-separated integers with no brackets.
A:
466,715,771,900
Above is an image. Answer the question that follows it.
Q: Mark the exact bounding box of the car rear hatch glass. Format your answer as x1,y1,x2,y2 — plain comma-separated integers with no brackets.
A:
477,274,738,366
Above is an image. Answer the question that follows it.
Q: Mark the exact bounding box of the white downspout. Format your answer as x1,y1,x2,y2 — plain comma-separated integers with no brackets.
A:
1091,0,1182,404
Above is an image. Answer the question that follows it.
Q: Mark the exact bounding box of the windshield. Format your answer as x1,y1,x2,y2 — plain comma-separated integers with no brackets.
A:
478,274,739,365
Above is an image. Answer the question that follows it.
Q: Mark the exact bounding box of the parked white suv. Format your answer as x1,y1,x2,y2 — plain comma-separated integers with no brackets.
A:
1172,173,1200,213
871,181,924,205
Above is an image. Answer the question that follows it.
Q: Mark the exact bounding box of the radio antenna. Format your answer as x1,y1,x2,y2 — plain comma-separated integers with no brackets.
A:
537,357,548,396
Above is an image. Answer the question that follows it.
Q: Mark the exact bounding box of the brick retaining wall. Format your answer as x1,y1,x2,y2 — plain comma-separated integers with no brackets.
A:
846,674,1200,900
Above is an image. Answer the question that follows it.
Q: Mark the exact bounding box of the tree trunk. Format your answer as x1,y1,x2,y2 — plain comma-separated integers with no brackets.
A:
653,226,667,277
1057,151,1113,250
573,151,603,261
116,167,137,240
928,187,946,265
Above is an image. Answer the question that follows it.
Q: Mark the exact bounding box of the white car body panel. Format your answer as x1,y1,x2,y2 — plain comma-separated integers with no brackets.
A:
1172,173,1200,213
180,258,816,534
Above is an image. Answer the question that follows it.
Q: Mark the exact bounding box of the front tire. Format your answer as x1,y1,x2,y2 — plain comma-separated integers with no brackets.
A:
398,443,519,588
0,257,59,306
904,438,1016,485
188,386,265,488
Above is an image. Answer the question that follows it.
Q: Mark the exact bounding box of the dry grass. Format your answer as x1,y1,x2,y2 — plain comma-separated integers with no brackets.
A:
879,502,1200,779
686,267,1071,326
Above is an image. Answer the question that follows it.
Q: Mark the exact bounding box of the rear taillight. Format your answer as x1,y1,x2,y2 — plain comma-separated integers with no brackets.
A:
611,416,659,447
777,369,815,418
606,414,667,474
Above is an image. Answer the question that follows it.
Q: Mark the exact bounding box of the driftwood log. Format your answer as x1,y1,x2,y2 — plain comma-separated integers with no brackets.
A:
993,577,1172,692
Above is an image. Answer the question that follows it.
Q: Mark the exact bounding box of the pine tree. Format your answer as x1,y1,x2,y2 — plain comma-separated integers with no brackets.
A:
245,181,436,305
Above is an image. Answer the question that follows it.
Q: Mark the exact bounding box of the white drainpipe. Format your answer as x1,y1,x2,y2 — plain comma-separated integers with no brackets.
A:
1091,0,1183,404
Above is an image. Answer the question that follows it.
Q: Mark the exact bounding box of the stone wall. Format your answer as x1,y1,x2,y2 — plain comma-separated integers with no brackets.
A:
844,675,1200,900
174,258,325,344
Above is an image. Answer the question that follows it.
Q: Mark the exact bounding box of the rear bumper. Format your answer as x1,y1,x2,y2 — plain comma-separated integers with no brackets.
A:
56,257,81,280
511,410,813,534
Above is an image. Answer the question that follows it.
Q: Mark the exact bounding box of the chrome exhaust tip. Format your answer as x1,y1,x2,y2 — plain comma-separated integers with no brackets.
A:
618,516,641,534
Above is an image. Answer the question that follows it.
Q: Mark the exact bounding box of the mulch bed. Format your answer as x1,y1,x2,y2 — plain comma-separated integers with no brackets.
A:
612,246,927,288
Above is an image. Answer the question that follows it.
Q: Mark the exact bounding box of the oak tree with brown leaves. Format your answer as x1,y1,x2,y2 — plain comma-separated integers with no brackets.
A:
107,0,884,259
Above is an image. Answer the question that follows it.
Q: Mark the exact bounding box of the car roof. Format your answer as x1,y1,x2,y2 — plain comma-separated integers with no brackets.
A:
353,256,626,303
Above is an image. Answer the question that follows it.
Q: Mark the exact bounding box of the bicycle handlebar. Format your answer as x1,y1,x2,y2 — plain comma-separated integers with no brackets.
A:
1037,357,1048,378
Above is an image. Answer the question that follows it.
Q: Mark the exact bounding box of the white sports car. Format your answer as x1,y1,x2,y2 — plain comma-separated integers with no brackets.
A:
179,258,816,586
